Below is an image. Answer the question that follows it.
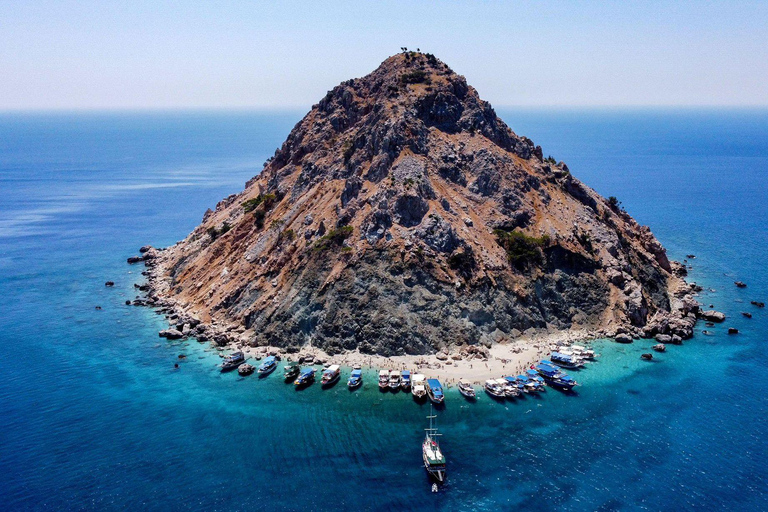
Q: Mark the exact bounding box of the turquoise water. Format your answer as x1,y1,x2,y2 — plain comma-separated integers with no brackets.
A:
1,109,766,510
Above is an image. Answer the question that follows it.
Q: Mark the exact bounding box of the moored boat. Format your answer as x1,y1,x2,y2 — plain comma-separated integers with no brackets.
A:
422,410,446,482
388,370,401,390
516,374,538,393
401,370,411,391
535,363,577,390
571,344,596,360
347,368,363,389
484,379,506,398
321,364,341,386
221,351,245,371
426,379,444,404
378,370,389,390
525,369,546,391
549,352,584,369
412,374,427,399
458,379,476,399
294,368,316,387
257,355,277,376
284,364,300,380
503,376,523,397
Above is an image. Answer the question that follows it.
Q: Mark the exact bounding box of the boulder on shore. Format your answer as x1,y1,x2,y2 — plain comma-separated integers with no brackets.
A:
159,328,183,339
615,334,633,344
699,310,726,323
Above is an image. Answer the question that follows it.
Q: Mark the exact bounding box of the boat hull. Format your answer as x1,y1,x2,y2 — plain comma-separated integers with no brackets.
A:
321,373,340,387
257,364,276,376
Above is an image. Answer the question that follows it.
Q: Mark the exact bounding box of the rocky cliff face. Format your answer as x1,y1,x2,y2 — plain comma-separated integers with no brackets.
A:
141,52,698,355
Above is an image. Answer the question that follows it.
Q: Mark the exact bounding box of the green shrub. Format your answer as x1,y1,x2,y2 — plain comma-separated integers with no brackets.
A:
242,197,263,213
342,141,355,162
243,193,277,213
314,225,354,251
494,230,550,268
253,209,266,229
400,70,430,85
207,222,231,241
575,231,594,253
448,248,476,278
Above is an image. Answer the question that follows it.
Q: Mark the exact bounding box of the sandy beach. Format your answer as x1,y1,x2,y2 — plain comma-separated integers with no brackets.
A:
238,328,600,386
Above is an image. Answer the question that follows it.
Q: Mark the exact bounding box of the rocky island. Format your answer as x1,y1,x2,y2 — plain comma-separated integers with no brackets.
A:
135,52,701,373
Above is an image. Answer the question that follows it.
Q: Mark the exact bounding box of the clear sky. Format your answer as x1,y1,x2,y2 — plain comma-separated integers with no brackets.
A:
2,0,767,110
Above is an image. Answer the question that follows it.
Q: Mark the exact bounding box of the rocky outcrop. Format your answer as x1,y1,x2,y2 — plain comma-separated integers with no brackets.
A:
699,310,726,323
137,52,698,356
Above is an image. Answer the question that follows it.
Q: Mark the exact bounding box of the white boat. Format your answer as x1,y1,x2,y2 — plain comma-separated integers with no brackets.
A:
411,374,427,399
458,380,476,399
571,344,596,360
422,410,446,482
388,370,401,390
378,370,389,390
484,379,506,398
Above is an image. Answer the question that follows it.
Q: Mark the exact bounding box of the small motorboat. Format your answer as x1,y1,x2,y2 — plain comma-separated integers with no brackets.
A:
257,355,277,376
284,364,300,380
458,380,476,399
221,351,245,371
348,368,363,389
238,363,255,376
321,364,341,387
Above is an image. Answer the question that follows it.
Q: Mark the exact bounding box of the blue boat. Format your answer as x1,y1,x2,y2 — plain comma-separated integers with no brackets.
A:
516,374,539,393
535,363,577,390
426,379,444,404
525,369,547,391
257,356,277,376
347,368,363,389
294,368,316,387
504,376,525,396
401,370,411,391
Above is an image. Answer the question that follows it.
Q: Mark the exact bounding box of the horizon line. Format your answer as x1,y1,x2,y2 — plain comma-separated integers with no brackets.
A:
2,105,768,114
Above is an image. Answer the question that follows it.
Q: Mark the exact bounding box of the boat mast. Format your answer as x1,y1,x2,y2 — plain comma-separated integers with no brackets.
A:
425,405,441,442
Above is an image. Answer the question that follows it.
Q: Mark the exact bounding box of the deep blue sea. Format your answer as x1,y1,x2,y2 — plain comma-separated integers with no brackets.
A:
1,109,766,511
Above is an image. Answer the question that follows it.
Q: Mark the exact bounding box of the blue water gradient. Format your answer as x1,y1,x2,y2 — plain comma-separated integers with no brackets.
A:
0,109,766,511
